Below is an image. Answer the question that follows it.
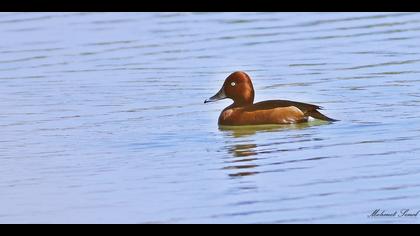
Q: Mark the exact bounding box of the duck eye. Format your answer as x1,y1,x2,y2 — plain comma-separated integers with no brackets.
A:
231,82,236,87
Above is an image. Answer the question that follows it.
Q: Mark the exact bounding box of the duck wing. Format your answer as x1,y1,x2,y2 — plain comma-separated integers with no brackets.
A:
245,100,337,122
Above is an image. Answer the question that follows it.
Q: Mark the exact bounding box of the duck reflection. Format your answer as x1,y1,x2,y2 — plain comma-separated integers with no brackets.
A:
228,144,258,157
220,120,328,138
220,120,329,178
224,144,259,177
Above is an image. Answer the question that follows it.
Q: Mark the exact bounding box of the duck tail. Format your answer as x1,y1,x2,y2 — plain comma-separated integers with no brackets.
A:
307,110,339,122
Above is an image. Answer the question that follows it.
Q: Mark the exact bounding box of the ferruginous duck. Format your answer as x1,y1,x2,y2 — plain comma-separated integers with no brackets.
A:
204,71,337,126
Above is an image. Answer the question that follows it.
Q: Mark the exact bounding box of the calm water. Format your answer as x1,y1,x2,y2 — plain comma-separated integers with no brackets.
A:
1,12,420,224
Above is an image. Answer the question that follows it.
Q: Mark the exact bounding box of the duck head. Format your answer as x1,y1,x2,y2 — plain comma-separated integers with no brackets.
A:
205,71,255,106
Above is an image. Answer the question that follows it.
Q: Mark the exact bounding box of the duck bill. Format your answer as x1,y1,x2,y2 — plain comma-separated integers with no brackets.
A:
204,88,227,103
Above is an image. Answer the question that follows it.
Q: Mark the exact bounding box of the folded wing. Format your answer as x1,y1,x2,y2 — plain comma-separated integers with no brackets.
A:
245,100,337,122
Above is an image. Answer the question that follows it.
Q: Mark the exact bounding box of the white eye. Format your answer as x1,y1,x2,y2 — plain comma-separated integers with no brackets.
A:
231,82,236,87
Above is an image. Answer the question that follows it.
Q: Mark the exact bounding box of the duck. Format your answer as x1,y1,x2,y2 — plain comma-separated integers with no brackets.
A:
204,71,337,126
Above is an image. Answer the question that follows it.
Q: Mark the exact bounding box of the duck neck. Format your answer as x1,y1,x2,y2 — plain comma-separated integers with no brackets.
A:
233,93,254,107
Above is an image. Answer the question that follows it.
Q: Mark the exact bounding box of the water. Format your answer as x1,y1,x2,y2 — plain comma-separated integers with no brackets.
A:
1,12,420,224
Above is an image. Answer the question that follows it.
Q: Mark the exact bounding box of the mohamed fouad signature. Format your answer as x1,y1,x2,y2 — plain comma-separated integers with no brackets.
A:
368,209,420,218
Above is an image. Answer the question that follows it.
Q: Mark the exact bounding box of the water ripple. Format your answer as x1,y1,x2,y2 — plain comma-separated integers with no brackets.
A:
1,12,419,224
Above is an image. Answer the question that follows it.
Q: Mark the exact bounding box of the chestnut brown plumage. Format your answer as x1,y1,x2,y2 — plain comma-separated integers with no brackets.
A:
205,71,337,126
